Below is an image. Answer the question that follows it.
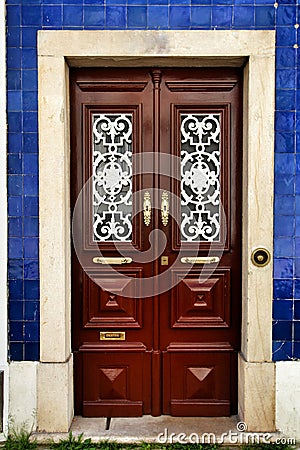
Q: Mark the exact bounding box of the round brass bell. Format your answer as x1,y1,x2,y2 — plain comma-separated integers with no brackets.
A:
251,247,271,267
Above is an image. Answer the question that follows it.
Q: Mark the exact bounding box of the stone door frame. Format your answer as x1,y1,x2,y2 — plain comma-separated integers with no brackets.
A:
38,30,275,432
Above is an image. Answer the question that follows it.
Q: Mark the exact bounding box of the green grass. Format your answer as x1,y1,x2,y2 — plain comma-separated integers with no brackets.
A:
1,424,37,450
49,436,220,450
49,433,98,450
48,434,296,450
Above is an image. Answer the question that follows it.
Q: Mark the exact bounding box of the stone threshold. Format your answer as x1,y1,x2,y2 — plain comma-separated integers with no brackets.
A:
33,415,286,445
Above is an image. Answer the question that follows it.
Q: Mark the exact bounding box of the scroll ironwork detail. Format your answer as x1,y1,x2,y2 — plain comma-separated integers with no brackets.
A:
93,113,133,242
181,113,221,242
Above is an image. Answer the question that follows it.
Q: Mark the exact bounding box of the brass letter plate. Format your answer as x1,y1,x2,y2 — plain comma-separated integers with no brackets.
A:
100,331,126,341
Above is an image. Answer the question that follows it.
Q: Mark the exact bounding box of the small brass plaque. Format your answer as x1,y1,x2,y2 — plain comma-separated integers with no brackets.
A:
100,331,126,341
161,256,169,266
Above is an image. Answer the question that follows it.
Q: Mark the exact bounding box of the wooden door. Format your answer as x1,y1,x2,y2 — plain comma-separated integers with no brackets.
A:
71,67,242,417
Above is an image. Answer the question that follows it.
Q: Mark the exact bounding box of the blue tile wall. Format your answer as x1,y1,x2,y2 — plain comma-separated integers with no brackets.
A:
5,0,300,361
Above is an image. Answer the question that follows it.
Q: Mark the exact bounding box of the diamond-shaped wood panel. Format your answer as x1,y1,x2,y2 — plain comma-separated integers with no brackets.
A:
83,270,142,328
82,343,150,416
163,343,233,416
98,367,127,400
171,269,230,328
186,367,213,399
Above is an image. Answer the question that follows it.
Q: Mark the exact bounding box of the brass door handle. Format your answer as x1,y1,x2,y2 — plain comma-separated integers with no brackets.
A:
93,257,133,264
143,191,151,226
161,191,169,226
181,256,220,264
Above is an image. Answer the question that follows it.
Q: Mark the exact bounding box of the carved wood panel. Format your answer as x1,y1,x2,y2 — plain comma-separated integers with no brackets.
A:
171,268,230,328
82,343,150,416
82,270,143,328
163,343,233,416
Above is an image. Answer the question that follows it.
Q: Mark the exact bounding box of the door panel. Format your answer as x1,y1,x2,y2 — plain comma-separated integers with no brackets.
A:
71,69,155,416
82,343,151,416
170,268,231,328
163,343,233,416
71,67,242,417
159,69,242,414
82,270,143,329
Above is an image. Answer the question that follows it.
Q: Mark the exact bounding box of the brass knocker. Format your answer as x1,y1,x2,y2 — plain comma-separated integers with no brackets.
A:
143,191,151,226
161,191,169,226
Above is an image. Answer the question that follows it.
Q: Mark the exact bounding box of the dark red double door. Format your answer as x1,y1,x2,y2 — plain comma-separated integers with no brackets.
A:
71,67,242,417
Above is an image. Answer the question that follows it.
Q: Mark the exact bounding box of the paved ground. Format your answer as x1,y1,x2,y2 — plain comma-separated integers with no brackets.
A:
33,415,287,445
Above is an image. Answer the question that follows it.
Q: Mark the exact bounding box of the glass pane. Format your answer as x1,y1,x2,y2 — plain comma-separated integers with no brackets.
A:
93,113,133,242
181,113,221,242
